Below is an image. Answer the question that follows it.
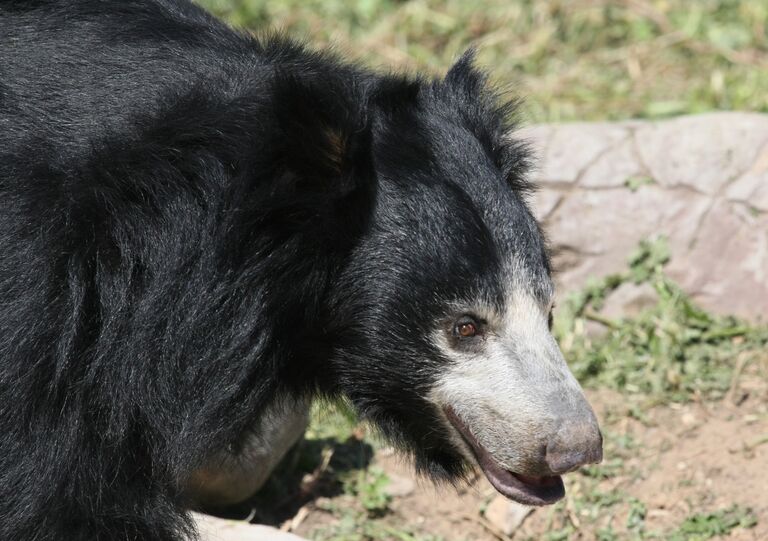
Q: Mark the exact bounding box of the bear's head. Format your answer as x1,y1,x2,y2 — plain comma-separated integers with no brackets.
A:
266,52,602,506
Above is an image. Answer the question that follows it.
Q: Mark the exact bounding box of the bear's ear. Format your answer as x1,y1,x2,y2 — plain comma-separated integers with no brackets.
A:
267,72,373,204
444,49,487,98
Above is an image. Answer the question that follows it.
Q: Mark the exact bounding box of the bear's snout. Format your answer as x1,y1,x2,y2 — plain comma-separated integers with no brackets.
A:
544,416,603,474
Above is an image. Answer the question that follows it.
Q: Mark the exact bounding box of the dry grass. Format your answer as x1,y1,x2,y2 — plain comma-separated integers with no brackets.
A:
196,0,768,122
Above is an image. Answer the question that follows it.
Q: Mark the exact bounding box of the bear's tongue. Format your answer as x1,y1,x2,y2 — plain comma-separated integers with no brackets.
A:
513,472,561,488
444,407,565,506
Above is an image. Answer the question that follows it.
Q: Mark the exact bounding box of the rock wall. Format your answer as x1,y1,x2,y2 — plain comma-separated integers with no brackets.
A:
520,112,768,323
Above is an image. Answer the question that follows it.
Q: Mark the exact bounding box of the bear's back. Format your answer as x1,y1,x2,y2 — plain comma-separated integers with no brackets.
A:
0,0,261,159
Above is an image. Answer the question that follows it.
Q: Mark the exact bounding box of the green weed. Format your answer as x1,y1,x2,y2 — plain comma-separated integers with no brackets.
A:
343,467,392,516
554,237,768,403
668,505,758,541
626,497,647,534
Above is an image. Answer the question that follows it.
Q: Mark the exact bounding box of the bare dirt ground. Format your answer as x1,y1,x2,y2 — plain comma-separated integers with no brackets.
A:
280,370,768,541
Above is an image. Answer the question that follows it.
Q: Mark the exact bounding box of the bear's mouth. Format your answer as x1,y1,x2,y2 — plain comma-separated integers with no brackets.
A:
443,407,565,506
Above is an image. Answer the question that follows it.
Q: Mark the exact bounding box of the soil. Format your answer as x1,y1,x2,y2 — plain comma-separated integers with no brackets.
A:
283,372,768,540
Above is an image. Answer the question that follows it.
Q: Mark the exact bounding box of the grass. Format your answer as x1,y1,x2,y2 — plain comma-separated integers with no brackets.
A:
195,0,768,122
312,506,446,541
668,505,758,541
554,237,768,403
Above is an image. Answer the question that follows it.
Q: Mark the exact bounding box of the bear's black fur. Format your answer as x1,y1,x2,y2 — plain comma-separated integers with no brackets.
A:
0,1,549,539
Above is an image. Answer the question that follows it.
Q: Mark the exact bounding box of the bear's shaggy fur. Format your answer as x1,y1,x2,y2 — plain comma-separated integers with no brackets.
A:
0,1,602,540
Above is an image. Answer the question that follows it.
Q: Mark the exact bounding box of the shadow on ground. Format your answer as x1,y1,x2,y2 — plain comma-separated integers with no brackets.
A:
202,435,374,527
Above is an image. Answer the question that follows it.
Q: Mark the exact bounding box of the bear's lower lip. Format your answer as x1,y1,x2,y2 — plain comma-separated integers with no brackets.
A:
443,407,565,506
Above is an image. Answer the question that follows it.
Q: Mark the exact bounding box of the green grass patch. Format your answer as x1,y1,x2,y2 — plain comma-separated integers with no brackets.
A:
554,237,768,403
668,505,758,541
195,0,768,122
343,466,392,516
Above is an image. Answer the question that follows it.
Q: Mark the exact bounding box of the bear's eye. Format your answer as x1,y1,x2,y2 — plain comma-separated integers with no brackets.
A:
453,317,479,339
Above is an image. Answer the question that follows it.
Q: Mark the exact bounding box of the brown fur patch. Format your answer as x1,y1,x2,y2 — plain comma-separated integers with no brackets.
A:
324,128,347,172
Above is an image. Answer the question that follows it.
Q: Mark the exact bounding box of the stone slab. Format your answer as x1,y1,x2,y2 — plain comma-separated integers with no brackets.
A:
517,112,768,322
634,112,768,195
194,513,309,541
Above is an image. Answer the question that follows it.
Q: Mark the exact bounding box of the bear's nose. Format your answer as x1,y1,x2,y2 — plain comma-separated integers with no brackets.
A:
545,419,603,474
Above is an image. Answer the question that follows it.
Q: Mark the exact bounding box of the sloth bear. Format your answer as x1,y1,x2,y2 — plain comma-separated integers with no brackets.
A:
0,1,602,539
